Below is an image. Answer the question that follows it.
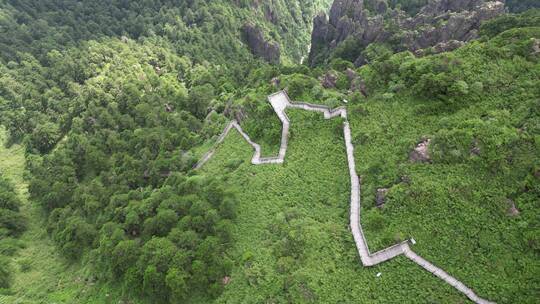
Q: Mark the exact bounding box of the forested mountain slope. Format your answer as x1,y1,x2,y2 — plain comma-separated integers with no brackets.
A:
201,13,539,302
0,0,334,302
0,0,332,155
0,0,538,303
0,0,330,64
0,171,25,290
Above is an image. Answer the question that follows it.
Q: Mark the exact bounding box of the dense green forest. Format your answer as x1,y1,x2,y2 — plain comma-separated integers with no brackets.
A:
0,0,330,64
20,41,239,301
0,0,334,302
0,0,538,303
0,174,25,290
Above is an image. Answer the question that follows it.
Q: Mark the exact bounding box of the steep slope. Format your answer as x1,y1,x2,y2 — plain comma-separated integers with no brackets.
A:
198,23,539,303
308,0,506,65
0,1,538,303
0,0,331,64
0,0,332,297
0,129,86,303
201,111,472,303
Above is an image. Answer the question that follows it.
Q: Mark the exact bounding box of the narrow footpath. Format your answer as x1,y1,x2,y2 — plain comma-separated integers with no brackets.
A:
195,91,495,304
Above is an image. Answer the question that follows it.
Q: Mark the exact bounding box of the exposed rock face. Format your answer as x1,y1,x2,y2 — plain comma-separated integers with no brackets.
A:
346,68,368,96
470,138,481,156
415,40,466,56
345,68,357,80
532,38,540,55
320,71,338,88
373,0,388,14
308,0,505,65
242,23,280,63
376,188,388,208
409,138,431,163
270,77,280,88
506,199,520,216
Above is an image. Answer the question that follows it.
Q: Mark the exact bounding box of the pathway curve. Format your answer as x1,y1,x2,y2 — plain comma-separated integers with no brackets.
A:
195,91,495,304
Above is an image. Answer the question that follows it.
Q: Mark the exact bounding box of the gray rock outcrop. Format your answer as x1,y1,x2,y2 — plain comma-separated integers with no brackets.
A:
320,71,338,88
376,188,388,208
532,38,540,55
346,68,368,96
308,0,506,66
409,138,431,163
242,23,280,63
506,199,520,216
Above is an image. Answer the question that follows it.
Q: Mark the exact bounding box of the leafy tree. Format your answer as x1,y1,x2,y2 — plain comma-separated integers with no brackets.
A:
0,176,25,237
0,256,13,289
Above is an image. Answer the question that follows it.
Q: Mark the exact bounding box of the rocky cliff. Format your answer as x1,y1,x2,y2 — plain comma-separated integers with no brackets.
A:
242,23,281,63
308,0,506,65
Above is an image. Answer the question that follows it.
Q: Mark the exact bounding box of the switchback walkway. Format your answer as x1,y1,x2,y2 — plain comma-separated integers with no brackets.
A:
195,91,495,304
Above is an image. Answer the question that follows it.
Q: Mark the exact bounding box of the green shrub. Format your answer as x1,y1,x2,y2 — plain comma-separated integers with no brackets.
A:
0,238,25,256
225,159,243,170
18,258,32,272
0,256,13,289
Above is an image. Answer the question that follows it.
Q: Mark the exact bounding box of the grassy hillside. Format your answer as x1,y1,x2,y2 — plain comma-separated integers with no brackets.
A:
0,128,149,303
200,110,470,303
197,25,540,303
364,27,539,302
0,3,537,303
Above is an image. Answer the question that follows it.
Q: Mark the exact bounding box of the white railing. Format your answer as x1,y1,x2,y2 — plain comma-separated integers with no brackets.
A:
194,91,495,304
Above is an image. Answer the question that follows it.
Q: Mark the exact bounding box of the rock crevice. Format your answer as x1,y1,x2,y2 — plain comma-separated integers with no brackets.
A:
308,0,505,65
242,23,280,63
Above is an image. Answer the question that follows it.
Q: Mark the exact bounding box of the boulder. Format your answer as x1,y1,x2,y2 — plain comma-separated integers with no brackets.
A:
345,68,358,80
344,68,368,96
354,53,368,67
532,38,540,55
506,199,520,216
470,138,481,156
320,71,338,88
270,77,280,88
409,138,431,163
376,188,388,208
351,78,368,97
432,40,466,54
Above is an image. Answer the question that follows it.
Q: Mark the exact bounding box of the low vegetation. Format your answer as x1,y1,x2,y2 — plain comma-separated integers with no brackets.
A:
201,23,539,303
0,1,537,303
0,174,25,291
